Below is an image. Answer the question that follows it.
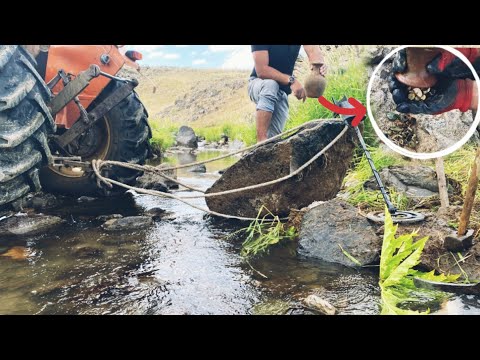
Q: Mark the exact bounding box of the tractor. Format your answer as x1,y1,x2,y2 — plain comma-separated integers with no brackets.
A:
0,45,152,208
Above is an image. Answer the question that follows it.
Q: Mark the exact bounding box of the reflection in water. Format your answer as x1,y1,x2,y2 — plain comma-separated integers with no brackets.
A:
0,150,478,314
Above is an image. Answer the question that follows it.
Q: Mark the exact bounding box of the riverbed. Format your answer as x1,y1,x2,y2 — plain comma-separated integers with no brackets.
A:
1,150,479,315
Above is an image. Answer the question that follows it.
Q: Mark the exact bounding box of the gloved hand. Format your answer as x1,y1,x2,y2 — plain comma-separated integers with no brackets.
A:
388,49,474,114
394,78,474,115
427,48,480,79
388,49,409,106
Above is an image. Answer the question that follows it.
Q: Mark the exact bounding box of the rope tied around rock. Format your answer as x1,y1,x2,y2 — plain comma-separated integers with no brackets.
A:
92,123,349,221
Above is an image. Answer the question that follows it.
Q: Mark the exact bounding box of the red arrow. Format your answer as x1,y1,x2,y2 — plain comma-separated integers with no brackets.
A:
318,96,366,127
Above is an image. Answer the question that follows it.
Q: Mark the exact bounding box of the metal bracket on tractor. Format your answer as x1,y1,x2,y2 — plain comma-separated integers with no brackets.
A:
50,156,92,171
47,64,138,151
333,96,425,224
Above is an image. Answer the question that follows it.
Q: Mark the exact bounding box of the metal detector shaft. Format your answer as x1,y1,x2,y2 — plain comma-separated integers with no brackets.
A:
353,126,397,214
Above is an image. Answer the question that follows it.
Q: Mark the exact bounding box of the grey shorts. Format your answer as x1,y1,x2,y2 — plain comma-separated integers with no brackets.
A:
248,77,289,138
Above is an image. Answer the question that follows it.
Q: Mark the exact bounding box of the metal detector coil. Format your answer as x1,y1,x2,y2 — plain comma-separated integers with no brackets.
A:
333,97,425,224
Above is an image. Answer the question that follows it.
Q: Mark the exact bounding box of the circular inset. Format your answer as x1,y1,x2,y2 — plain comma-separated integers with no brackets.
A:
367,45,480,159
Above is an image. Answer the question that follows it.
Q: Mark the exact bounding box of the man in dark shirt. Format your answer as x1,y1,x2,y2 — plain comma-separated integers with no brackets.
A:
248,45,327,142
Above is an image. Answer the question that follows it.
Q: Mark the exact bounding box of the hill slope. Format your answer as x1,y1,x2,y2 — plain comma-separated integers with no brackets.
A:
134,67,255,127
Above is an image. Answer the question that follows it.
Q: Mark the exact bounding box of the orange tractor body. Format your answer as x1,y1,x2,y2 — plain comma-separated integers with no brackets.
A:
45,45,135,129
0,44,151,207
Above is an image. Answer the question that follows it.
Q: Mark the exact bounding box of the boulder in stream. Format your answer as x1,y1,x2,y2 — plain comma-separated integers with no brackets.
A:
298,199,381,266
206,120,356,218
175,126,198,149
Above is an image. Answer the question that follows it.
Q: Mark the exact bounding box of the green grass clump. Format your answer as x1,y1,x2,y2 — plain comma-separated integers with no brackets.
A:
230,206,297,258
194,121,257,146
149,119,178,151
444,145,477,195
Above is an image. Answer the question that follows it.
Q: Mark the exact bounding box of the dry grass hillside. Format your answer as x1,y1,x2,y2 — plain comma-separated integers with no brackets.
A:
118,66,256,148
134,67,255,127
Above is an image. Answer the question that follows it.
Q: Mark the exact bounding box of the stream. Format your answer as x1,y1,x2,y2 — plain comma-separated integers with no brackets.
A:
1,150,479,315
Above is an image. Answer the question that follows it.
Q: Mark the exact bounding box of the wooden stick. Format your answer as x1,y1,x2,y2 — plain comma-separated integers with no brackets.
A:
435,157,449,209
458,147,480,236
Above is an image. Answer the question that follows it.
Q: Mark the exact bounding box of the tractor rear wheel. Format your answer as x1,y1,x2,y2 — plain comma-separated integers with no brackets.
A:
39,80,152,197
0,45,55,208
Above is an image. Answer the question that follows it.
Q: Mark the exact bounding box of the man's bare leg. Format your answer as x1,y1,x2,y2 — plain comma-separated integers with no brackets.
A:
256,110,273,142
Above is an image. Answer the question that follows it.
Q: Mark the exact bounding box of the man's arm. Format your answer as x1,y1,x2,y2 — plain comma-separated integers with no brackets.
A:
253,50,290,85
252,49,306,101
303,45,327,76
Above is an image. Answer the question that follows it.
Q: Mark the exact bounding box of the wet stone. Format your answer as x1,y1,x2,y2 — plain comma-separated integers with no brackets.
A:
188,164,207,173
303,294,337,315
0,214,64,237
96,214,123,222
386,112,400,121
72,246,104,259
102,216,153,232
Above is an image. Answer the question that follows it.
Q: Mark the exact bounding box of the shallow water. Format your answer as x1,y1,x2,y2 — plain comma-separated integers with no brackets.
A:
1,150,479,315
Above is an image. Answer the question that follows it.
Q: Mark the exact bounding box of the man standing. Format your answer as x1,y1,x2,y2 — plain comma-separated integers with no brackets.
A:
248,45,327,142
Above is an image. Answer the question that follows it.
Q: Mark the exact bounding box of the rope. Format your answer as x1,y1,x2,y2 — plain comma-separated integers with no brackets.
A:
92,159,271,221
93,118,332,195
91,124,349,221
97,125,349,199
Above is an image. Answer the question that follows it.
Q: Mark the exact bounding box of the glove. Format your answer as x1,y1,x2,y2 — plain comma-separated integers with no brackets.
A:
388,49,410,107
395,78,474,115
427,48,480,79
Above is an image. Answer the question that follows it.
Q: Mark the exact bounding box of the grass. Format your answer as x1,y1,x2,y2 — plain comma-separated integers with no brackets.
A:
194,121,257,146
149,119,178,151
228,206,297,259
444,145,478,196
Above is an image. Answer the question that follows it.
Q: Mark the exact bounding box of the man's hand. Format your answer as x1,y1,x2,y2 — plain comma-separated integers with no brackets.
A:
311,63,327,77
290,79,306,102
427,48,480,79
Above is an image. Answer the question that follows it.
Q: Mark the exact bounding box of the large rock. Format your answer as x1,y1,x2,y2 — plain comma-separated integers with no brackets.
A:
205,120,356,218
364,165,460,199
175,126,198,149
0,214,64,237
298,199,381,266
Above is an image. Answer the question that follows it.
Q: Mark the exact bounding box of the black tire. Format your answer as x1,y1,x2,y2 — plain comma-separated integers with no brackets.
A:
39,79,152,197
0,45,55,208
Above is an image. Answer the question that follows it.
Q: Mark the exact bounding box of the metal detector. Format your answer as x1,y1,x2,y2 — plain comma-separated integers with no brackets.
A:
333,97,425,224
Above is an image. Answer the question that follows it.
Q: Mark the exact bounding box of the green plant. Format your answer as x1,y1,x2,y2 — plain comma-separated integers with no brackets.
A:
379,208,460,315
236,206,297,258
149,119,178,151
